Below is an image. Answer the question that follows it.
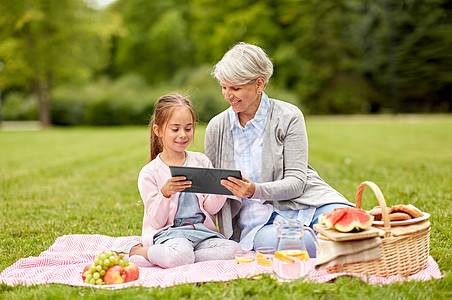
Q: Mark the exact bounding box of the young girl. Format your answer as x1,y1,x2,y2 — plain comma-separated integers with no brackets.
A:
115,93,241,268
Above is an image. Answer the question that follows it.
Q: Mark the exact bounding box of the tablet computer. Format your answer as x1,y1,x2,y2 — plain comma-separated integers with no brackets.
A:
169,166,242,195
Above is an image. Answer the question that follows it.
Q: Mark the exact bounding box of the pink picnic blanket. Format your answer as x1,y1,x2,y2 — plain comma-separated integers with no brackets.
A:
0,234,443,288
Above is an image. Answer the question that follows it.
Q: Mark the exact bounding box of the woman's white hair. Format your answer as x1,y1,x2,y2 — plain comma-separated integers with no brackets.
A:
212,42,274,86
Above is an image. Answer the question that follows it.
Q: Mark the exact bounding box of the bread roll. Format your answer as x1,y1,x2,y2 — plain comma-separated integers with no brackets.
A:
389,212,412,221
390,204,424,218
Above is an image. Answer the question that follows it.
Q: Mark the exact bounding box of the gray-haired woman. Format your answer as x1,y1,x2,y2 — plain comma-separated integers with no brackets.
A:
205,42,352,257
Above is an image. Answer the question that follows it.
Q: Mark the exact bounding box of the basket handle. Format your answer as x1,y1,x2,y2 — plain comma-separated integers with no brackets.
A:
355,181,392,237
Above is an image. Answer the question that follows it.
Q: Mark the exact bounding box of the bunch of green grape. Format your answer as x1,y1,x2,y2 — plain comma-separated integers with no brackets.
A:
82,251,129,285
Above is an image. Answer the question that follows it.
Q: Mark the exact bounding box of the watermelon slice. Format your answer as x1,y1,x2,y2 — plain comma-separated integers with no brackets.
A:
334,207,374,232
318,212,331,226
319,207,374,232
324,209,347,229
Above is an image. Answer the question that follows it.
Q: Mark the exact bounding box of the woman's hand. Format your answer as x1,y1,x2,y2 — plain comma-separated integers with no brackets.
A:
161,176,191,198
221,176,255,199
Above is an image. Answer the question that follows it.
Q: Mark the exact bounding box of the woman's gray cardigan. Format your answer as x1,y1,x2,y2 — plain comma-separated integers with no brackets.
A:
205,97,351,241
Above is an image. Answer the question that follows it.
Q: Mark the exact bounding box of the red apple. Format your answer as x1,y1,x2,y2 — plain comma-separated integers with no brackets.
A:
81,263,93,281
124,262,139,282
104,265,126,284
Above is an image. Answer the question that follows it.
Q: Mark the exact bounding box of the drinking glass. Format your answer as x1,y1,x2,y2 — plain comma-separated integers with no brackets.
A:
235,250,256,278
256,246,275,274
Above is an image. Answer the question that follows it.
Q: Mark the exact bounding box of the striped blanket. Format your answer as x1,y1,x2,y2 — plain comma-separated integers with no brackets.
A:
0,234,443,289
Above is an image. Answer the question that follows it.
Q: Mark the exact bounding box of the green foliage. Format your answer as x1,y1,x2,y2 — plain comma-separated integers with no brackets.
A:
49,70,229,125
311,72,381,114
51,75,156,126
82,75,155,126
0,0,122,126
189,0,281,62
358,0,452,112
109,0,193,84
0,116,451,298
2,92,38,121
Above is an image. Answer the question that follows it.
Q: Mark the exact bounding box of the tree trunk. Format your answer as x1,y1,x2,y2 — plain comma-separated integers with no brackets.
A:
33,80,52,128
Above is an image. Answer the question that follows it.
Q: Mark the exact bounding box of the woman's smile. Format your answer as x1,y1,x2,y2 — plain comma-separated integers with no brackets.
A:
229,99,241,106
221,81,261,115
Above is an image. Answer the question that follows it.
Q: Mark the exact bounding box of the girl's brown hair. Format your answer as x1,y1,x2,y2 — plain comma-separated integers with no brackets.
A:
149,93,196,162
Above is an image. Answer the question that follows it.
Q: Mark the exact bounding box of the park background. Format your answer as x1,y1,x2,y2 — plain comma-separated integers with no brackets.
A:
1,0,451,299
0,0,451,127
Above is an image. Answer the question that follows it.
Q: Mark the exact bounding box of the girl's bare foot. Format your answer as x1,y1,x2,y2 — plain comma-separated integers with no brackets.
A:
130,244,149,259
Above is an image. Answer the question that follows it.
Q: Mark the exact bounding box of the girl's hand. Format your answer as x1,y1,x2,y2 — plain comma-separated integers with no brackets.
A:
221,176,255,199
161,176,192,198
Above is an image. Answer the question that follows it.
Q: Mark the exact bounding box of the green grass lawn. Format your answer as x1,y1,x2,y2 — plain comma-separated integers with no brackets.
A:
1,115,451,299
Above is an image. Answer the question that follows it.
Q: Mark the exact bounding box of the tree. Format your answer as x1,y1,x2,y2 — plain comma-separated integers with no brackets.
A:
108,0,194,84
0,0,121,127
358,0,452,112
190,0,282,63
189,0,377,113
2,0,450,124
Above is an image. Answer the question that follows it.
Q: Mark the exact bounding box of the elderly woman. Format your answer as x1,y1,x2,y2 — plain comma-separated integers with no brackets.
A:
205,42,352,257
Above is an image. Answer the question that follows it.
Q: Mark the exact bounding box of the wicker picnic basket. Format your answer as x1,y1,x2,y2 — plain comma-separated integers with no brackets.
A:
327,181,430,277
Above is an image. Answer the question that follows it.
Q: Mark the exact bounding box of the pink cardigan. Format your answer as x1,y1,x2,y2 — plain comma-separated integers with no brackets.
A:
137,151,227,247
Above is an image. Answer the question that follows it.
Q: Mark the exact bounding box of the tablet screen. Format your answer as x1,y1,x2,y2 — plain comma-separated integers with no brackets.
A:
169,166,242,195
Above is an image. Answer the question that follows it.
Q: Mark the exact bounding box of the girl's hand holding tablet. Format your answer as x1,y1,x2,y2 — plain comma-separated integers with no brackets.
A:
161,176,192,198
